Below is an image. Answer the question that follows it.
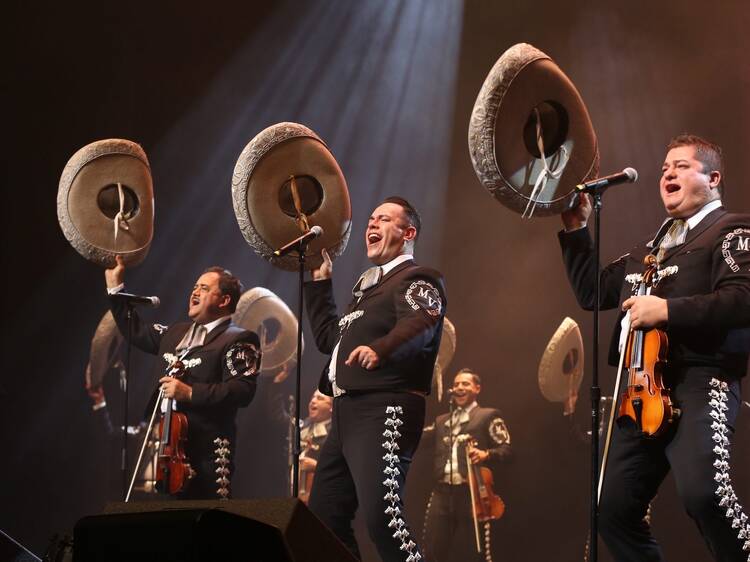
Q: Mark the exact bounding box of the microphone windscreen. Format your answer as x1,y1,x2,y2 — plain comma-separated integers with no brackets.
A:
623,167,638,182
149,296,161,307
311,225,324,237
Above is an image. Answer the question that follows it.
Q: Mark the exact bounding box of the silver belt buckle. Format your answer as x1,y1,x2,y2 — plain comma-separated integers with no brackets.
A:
332,380,346,397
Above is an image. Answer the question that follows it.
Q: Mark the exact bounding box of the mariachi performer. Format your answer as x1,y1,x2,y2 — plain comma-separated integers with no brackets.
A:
422,369,512,562
58,139,261,500
305,196,447,562
231,125,446,560
559,134,750,562
105,258,261,499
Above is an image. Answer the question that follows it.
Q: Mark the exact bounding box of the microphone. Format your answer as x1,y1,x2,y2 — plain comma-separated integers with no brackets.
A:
111,292,160,307
273,225,324,257
576,167,638,193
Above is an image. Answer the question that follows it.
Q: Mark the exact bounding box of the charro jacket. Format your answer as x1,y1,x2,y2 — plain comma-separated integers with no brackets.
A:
559,208,750,378
304,260,447,395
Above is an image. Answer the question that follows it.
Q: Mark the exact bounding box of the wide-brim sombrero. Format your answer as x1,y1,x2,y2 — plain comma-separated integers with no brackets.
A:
232,123,351,271
58,138,154,267
469,43,599,217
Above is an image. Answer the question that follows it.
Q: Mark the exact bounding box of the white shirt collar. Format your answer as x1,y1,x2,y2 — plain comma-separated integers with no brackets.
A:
686,199,722,229
453,401,478,415
202,315,232,334
380,253,414,276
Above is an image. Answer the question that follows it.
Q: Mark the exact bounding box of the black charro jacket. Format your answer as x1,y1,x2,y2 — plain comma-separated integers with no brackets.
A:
304,260,447,395
424,405,512,483
559,208,750,378
109,296,261,451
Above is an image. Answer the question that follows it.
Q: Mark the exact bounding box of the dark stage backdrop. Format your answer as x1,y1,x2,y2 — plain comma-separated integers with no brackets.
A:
4,1,748,561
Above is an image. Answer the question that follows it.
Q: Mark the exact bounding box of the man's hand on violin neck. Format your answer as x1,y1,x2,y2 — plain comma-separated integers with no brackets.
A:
622,295,668,329
300,457,317,471
159,376,193,401
469,448,490,464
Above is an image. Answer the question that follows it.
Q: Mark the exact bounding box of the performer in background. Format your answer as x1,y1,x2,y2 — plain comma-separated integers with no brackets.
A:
267,363,333,503
422,369,512,562
105,257,261,499
305,196,447,562
297,390,333,504
559,134,750,561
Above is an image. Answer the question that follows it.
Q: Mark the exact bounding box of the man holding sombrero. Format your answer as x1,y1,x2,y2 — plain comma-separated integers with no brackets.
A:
304,196,447,562
105,257,262,499
467,42,749,561
559,134,750,561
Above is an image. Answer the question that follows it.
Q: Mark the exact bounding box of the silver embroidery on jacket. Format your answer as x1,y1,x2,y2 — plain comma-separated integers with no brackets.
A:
162,353,201,369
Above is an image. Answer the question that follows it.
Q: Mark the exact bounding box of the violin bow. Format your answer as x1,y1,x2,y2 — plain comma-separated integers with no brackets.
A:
598,311,631,504
464,440,483,553
124,349,189,502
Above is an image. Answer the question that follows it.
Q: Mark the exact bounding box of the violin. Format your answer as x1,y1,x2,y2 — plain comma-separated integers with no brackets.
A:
297,438,319,505
616,255,679,437
155,360,194,494
458,435,505,553
464,437,505,522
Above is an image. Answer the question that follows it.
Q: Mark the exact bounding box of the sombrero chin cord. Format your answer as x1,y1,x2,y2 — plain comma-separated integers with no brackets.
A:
522,108,570,219
289,175,311,233
113,181,130,247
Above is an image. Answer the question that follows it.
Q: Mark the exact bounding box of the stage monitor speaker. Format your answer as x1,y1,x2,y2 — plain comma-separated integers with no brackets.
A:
0,528,41,562
73,498,356,562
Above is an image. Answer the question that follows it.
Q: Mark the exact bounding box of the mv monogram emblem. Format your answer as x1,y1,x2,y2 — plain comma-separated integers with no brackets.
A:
721,228,750,273
405,280,442,317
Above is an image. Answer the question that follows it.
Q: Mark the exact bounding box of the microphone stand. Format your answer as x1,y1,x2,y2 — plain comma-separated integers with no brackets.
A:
291,239,311,499
121,303,134,500
287,393,295,496
588,191,603,562
447,393,455,514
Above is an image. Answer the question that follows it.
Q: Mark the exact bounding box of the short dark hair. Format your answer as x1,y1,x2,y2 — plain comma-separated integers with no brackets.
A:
455,368,481,386
382,196,421,240
203,266,243,313
667,133,724,193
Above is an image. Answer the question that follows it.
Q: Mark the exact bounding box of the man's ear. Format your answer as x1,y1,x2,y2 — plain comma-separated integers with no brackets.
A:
708,170,721,190
218,294,232,310
403,225,417,242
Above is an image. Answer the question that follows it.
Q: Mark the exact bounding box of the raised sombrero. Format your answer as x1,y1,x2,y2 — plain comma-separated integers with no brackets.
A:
469,43,600,218
58,138,154,267
232,123,351,271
